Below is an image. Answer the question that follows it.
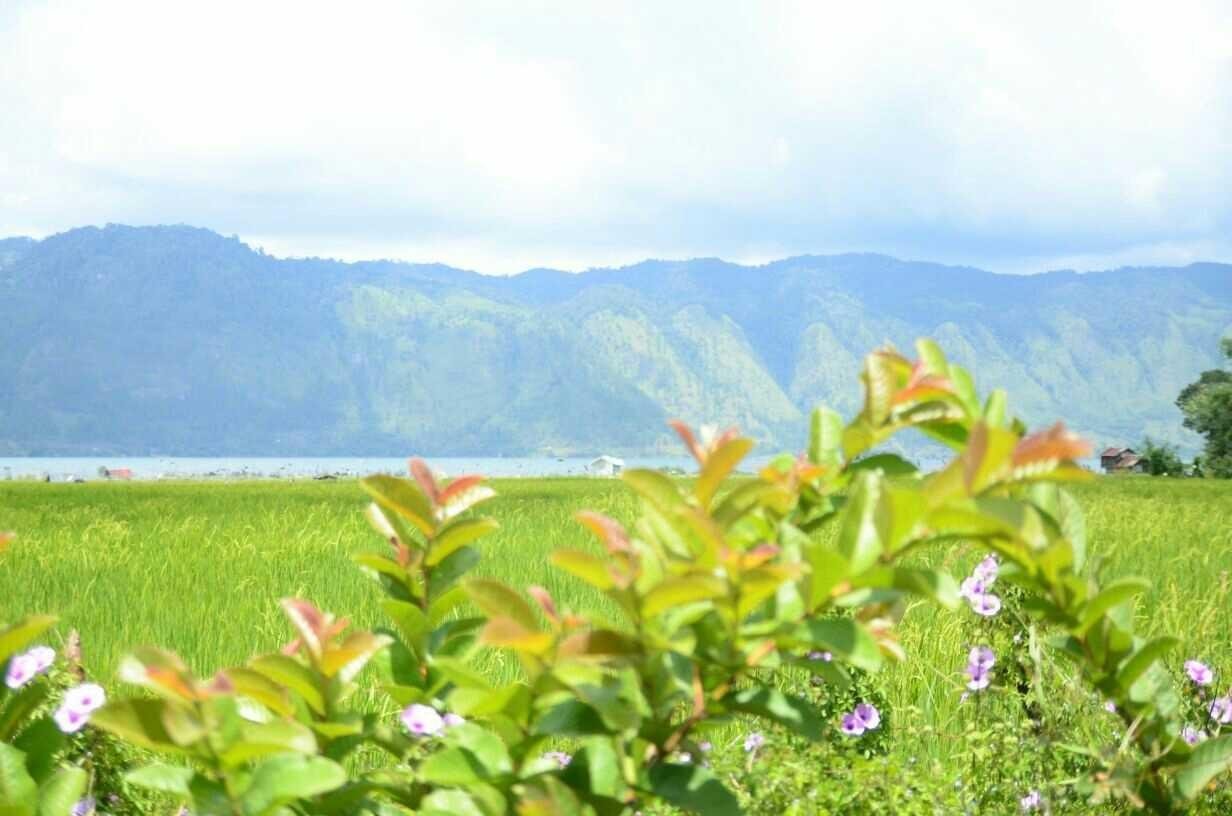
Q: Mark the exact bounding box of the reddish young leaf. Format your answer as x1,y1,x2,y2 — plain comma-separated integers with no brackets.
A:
1012,423,1092,469
408,458,440,506
280,599,330,659
576,511,632,554
527,586,560,625
437,474,484,506
892,360,955,406
669,420,705,464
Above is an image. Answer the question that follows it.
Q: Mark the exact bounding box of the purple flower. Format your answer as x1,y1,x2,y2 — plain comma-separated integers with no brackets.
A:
4,645,55,690
743,732,765,752
966,662,993,691
1181,725,1206,745
400,703,445,737
808,650,833,662
542,750,572,768
1209,696,1232,725
973,555,999,584
969,592,1002,617
840,713,866,736
959,576,988,601
1103,700,1117,714
1184,660,1214,687
71,797,96,816
1020,789,1042,811
54,683,106,734
698,740,712,753
968,646,995,670
442,712,465,728
853,703,880,730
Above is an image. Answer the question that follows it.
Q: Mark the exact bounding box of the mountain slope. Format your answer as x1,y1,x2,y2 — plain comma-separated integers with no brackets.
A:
0,224,1228,456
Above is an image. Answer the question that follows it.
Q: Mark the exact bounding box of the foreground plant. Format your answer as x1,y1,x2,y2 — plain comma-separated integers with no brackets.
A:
0,563,94,814
67,339,1232,814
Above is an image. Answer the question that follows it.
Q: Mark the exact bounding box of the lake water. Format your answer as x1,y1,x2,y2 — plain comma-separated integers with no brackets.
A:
0,455,718,481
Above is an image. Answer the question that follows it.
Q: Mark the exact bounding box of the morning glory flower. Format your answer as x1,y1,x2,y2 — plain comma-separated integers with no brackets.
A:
973,555,999,584
1020,789,1042,811
840,713,866,736
969,646,995,670
853,703,880,730
969,592,1002,617
966,650,994,691
71,797,95,816
1181,725,1206,745
54,683,106,734
808,650,833,662
1184,660,1214,687
698,740,712,753
959,576,988,601
1209,696,1232,725
400,703,445,737
442,712,465,728
743,732,765,752
542,750,572,768
4,645,55,689
1104,700,1117,714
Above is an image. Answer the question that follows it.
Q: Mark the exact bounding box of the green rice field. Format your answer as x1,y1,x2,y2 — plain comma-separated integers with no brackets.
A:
2,474,1231,778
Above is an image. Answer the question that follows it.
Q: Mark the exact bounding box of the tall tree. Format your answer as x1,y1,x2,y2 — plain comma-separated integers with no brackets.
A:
1176,338,1232,477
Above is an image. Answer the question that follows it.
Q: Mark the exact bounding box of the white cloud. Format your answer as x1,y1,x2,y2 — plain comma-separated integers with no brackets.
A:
1,0,1229,273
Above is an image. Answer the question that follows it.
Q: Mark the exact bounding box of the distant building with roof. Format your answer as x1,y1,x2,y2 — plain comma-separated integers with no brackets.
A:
587,455,625,477
1099,447,1145,474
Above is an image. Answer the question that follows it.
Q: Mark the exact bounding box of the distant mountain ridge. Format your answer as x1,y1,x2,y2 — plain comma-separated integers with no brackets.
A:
0,224,1228,457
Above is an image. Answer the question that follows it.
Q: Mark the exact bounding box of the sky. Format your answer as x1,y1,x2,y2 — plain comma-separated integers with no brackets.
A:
1,1,1230,275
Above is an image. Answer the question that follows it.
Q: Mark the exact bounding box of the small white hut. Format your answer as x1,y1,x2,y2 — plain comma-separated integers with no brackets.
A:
587,455,625,477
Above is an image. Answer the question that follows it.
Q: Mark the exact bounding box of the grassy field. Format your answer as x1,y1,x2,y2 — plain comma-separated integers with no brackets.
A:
2,474,1231,773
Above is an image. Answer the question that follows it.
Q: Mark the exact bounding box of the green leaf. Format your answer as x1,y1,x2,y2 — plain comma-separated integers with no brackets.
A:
36,766,86,816
429,518,498,567
551,550,615,591
465,580,539,632
1075,578,1150,636
0,743,37,816
123,763,194,796
1115,636,1179,694
836,472,885,573
11,719,63,784
248,655,326,715
361,475,436,537
846,454,918,478
722,686,823,740
417,748,488,786
622,469,685,515
641,763,740,816
239,755,347,816
642,576,726,618
982,388,1007,427
444,723,512,775
0,617,56,668
89,699,185,753
220,720,318,767
1176,735,1232,800
809,407,844,467
795,618,882,672
532,700,610,737
915,338,948,375
420,788,503,816
0,683,50,742
855,566,960,609
427,546,480,600
695,438,753,508
382,600,430,654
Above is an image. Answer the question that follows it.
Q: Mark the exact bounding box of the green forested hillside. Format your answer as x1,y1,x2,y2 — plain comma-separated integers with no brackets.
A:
0,224,1228,456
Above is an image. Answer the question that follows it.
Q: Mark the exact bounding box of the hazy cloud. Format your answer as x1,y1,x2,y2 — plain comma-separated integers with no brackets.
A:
2,0,1230,273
